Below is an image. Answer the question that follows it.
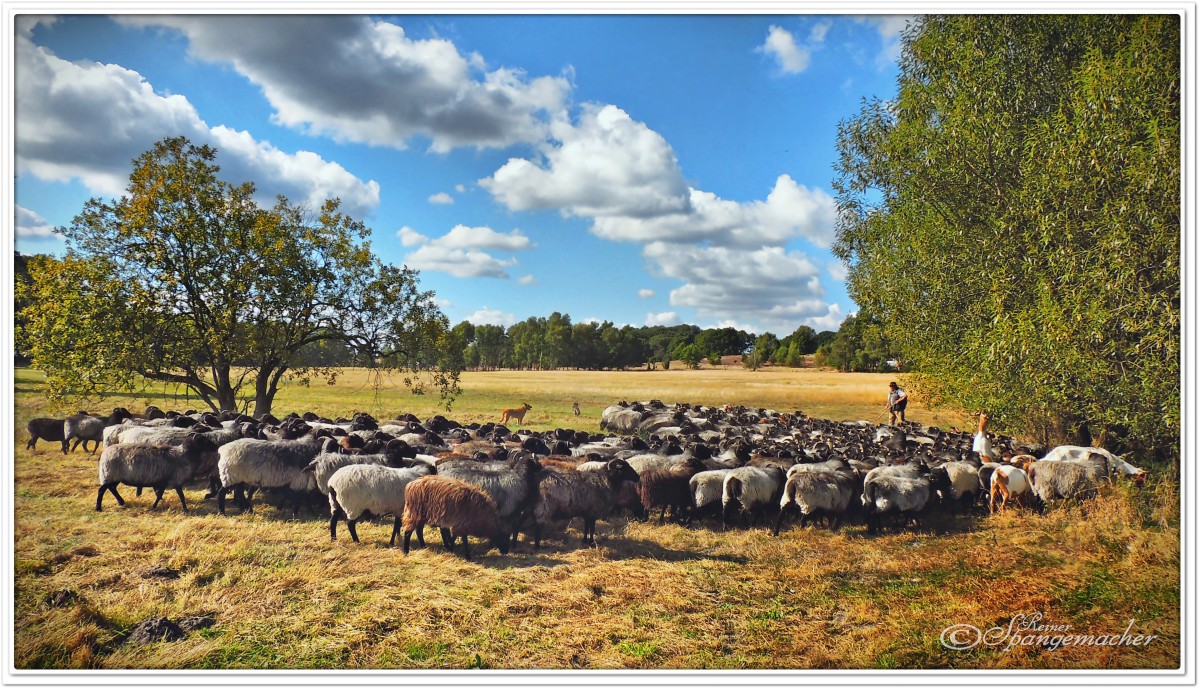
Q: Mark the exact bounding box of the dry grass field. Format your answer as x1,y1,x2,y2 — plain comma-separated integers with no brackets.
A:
10,367,1180,671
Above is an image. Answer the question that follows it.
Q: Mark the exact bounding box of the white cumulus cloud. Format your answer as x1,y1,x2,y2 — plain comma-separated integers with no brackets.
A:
466,307,518,327
428,192,454,205
758,25,811,74
517,274,537,285
638,288,655,298
15,27,379,217
120,15,571,153
16,205,60,239
645,311,680,327
481,104,690,218
400,224,532,279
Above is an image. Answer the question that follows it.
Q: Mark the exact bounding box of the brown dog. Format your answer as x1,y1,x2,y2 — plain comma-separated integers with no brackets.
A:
500,403,532,426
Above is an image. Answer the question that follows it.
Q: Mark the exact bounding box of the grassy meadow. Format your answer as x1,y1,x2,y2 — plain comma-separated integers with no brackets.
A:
10,366,1181,670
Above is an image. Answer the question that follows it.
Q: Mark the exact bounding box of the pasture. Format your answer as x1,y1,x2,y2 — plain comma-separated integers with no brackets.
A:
10,367,1180,670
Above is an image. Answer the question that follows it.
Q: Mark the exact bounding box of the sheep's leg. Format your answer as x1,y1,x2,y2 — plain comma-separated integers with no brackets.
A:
151,487,165,509
403,529,413,554
107,484,125,506
460,535,472,561
389,517,403,547
217,486,229,515
136,486,144,497
60,438,69,454
329,513,339,541
416,526,426,548
70,437,81,453
346,519,360,543
440,527,454,550
584,518,597,546
772,503,794,536
204,477,220,500
26,436,36,450
95,486,107,511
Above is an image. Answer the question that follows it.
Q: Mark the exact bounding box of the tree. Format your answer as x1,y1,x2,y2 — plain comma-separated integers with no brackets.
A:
17,136,460,416
833,16,1179,457
744,332,779,370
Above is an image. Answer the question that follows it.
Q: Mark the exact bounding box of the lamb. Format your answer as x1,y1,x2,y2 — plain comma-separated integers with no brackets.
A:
215,435,326,515
26,417,67,452
437,455,543,545
721,466,786,529
861,464,932,534
774,461,860,534
65,408,134,454
401,475,511,560
530,458,641,548
326,462,436,544
95,434,219,511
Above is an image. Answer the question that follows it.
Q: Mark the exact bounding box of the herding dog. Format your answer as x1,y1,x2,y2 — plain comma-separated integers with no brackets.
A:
500,403,532,426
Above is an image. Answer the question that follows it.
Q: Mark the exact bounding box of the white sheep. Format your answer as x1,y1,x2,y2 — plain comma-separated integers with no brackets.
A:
721,465,786,529
861,464,932,533
326,462,436,544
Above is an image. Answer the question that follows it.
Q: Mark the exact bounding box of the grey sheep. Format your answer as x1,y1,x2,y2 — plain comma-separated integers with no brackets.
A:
65,407,134,454
326,462,436,544
215,436,326,515
689,469,734,520
305,440,418,495
861,464,932,534
95,434,219,511
531,458,641,548
1027,457,1108,510
437,455,543,544
774,460,860,533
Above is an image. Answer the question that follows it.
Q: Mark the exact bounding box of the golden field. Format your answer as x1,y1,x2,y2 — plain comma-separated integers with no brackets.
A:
10,367,1180,671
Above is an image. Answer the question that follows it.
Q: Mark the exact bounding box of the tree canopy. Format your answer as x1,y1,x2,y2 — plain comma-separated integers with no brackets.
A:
18,137,458,415
833,15,1179,458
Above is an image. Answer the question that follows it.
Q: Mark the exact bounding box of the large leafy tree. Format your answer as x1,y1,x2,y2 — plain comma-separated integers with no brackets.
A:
833,15,1179,458
18,137,459,416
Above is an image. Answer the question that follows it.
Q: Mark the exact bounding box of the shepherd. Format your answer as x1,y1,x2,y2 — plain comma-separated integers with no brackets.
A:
885,381,908,426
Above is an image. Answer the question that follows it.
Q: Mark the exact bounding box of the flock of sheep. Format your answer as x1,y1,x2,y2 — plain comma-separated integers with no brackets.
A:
24,399,1150,559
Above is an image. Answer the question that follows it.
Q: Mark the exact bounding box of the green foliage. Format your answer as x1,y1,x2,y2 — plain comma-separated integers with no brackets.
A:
17,137,459,414
833,16,1179,458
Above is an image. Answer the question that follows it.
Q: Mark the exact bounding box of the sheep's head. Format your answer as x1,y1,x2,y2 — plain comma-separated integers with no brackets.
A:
182,433,219,456
606,459,641,486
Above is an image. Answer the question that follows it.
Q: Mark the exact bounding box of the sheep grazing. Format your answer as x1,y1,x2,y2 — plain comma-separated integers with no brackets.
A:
989,464,1031,514
638,455,707,524
774,462,860,534
215,436,326,515
1026,456,1109,510
326,462,436,544
721,466,786,529
401,475,510,560
1040,445,1148,485
26,417,67,452
530,458,641,548
65,408,134,454
861,464,932,534
95,434,219,511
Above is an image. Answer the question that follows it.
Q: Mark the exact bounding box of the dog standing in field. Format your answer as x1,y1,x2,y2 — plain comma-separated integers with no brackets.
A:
572,402,581,417
501,403,532,426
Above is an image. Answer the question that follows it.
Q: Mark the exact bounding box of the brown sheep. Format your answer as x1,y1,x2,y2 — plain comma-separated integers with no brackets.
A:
401,476,510,560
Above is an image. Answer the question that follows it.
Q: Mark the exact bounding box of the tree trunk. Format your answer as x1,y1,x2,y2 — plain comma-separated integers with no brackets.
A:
251,364,287,418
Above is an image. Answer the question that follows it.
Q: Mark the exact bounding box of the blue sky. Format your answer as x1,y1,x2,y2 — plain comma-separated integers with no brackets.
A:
14,12,908,336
